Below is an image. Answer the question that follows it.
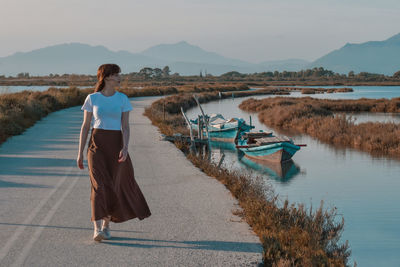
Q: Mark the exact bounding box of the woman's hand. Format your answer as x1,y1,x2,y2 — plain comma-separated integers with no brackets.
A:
77,153,84,169
118,148,128,163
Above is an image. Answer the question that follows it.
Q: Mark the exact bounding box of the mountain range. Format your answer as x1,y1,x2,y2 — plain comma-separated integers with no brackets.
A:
310,33,400,74
1,33,399,76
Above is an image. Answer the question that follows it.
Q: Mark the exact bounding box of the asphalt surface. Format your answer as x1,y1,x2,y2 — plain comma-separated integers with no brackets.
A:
0,96,262,266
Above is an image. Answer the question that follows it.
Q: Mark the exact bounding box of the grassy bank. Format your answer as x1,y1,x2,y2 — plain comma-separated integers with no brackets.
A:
144,93,351,266
0,87,89,144
239,97,400,158
0,84,248,145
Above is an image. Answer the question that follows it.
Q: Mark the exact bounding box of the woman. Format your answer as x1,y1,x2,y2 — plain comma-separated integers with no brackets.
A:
77,63,151,242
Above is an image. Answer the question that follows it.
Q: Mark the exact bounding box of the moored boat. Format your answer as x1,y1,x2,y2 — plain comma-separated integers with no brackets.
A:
191,113,254,142
237,134,300,162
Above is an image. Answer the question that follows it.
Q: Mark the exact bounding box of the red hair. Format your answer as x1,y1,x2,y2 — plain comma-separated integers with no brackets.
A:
94,64,121,92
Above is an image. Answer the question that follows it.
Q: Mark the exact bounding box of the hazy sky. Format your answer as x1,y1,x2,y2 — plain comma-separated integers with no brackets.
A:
1,0,400,63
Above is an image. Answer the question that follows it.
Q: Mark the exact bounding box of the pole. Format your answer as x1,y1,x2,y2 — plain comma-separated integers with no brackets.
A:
193,95,211,160
198,115,202,139
181,107,196,153
193,95,210,141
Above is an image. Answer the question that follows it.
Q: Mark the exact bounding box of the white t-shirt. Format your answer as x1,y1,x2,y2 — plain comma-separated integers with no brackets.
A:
81,91,133,130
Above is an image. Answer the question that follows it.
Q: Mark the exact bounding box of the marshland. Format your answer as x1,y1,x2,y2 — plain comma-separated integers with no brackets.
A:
1,76,400,265
182,88,400,266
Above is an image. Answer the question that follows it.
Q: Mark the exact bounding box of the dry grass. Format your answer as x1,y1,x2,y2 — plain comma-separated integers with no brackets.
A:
0,87,88,144
239,97,400,158
298,88,353,94
120,83,249,96
144,94,351,266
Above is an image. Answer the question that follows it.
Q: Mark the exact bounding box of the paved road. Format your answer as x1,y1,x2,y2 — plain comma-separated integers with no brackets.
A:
0,96,262,266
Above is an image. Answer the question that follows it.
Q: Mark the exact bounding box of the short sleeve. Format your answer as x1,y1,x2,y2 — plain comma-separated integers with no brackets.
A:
81,95,93,112
122,95,133,112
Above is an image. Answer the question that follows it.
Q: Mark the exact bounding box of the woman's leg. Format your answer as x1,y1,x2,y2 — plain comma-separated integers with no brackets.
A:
93,219,102,231
102,215,111,229
101,215,112,240
93,219,105,241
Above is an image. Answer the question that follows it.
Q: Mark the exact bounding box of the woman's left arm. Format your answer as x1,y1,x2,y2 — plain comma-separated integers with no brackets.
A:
119,111,130,162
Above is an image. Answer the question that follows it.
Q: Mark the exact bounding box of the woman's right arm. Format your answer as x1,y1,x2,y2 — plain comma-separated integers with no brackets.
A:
77,111,93,169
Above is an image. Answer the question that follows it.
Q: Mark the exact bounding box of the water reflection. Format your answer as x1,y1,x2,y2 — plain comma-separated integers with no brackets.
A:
209,140,237,151
208,141,301,183
238,156,300,182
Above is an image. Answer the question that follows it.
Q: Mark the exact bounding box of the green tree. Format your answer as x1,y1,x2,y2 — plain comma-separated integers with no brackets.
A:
153,68,162,78
139,67,153,79
17,72,29,78
162,66,170,77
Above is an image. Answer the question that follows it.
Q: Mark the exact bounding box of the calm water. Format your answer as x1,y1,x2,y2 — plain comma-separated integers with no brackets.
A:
186,88,400,266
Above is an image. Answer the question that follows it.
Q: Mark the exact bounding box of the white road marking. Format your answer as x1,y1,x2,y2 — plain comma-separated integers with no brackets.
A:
12,170,80,266
0,165,74,263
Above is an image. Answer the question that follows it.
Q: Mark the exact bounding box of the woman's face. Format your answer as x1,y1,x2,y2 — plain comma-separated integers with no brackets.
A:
105,73,121,87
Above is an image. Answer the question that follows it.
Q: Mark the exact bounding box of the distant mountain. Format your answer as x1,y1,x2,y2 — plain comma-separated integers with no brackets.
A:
0,42,310,76
310,33,400,75
0,43,166,76
3,35,398,76
141,41,251,66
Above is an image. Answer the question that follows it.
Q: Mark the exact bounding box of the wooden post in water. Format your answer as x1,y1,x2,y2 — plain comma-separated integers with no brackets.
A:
193,95,211,160
181,107,196,153
193,95,210,141
249,115,252,127
197,115,202,139
217,153,225,168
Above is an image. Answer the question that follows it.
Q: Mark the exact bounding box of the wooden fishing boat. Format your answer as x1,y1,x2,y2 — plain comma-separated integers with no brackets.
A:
237,133,301,162
191,114,254,142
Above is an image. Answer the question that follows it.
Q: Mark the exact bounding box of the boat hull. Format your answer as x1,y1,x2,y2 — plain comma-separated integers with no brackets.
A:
240,142,300,163
191,117,254,143
207,127,239,142
192,124,240,142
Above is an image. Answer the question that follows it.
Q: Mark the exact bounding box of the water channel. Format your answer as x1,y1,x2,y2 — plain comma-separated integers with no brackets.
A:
185,87,400,266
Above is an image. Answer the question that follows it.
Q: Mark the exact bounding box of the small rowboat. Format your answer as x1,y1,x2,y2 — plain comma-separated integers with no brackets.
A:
237,133,301,162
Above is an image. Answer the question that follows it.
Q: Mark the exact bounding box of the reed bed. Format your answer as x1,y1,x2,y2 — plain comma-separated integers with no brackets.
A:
120,83,249,96
300,88,353,94
0,87,88,144
239,97,400,158
144,93,351,266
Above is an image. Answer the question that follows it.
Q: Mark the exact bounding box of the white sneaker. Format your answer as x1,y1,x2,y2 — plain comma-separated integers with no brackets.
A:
101,227,111,240
93,229,105,242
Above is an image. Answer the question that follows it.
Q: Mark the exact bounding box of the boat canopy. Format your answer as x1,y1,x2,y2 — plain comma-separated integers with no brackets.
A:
209,114,238,127
255,136,292,146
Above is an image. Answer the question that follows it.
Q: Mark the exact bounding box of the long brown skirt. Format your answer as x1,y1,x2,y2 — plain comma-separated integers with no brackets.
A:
87,128,151,223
